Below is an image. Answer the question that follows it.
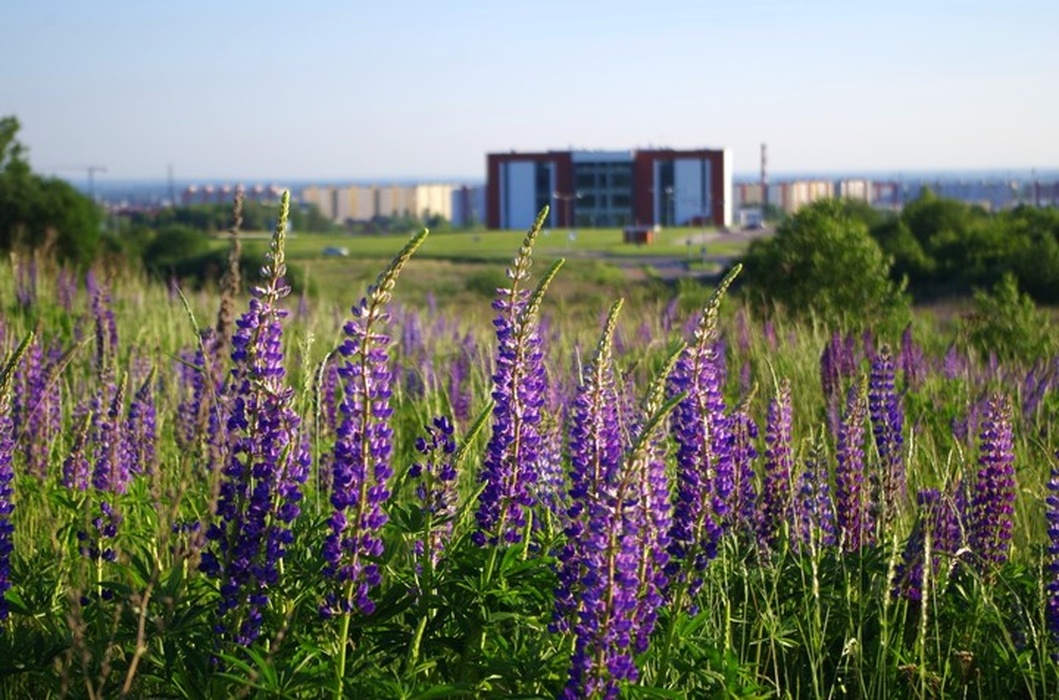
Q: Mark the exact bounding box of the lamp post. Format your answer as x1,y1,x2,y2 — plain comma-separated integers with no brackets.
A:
552,190,581,233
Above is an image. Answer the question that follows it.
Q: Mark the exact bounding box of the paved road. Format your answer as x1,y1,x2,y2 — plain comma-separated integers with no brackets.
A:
569,227,773,282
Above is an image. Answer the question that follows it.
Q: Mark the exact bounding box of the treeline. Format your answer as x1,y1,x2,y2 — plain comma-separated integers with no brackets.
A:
0,117,103,268
126,199,336,235
857,189,1059,302
739,194,1059,361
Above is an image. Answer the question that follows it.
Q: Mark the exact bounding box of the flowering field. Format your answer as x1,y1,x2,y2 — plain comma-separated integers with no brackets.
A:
1,195,1059,699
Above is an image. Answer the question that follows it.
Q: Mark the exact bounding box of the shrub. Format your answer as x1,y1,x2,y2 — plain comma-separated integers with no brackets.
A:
959,273,1055,363
740,199,907,329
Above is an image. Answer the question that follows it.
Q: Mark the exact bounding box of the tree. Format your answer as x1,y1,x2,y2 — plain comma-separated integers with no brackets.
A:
0,115,102,266
740,198,907,329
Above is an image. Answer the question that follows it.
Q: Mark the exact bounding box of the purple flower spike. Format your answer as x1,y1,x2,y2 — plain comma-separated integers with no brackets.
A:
125,369,157,476
200,192,311,646
666,266,740,591
563,338,682,700
758,379,794,553
894,488,962,601
475,210,561,547
835,380,873,552
1045,458,1059,657
968,394,1016,568
555,301,625,635
868,345,905,531
323,228,427,617
0,391,15,624
409,416,458,570
1,333,34,625
728,403,758,539
793,443,836,553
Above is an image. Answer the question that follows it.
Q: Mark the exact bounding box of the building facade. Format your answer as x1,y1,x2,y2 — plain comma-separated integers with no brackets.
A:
299,183,458,223
486,147,732,230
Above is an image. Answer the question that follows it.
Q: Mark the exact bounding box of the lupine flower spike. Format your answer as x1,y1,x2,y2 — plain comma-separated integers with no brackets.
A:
0,332,35,627
835,378,873,552
199,191,311,647
968,393,1016,570
1045,455,1059,657
758,378,794,553
555,299,626,634
564,340,684,700
667,264,741,592
323,227,428,617
475,207,564,547
868,344,905,533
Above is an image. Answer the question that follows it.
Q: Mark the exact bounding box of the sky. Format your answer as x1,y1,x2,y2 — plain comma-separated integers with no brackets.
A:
2,0,1057,183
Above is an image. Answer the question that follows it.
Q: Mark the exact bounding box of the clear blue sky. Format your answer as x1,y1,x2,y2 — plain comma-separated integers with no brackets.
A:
2,0,1056,182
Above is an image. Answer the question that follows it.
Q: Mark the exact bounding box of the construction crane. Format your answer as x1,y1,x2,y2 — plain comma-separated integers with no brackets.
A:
54,165,108,199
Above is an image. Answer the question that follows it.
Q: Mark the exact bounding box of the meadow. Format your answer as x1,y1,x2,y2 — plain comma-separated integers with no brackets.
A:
1,195,1058,699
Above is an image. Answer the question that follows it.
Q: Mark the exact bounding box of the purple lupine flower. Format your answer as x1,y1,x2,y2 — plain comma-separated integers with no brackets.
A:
758,379,794,552
835,380,873,552
448,334,476,425
1046,459,1059,656
323,229,427,617
967,394,1016,568
63,411,95,491
894,488,963,601
89,275,119,375
200,192,311,646
0,388,14,624
666,267,740,592
1,333,34,624
762,319,777,350
555,301,625,635
899,324,925,390
1020,361,1053,423
627,348,679,655
862,328,877,365
535,414,567,517
13,338,57,478
80,500,122,563
793,444,836,552
940,344,965,381
14,254,37,310
728,404,758,539
0,408,12,622
125,369,157,476
475,212,557,547
57,265,78,312
820,331,846,405
174,340,208,449
408,416,458,570
563,340,681,700
868,345,905,531
91,375,130,495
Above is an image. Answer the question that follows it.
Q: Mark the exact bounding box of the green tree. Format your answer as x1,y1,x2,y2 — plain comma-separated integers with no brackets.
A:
740,198,907,329
0,115,102,266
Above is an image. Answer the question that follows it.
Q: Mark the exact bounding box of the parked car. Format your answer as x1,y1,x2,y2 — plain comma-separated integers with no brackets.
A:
322,246,349,257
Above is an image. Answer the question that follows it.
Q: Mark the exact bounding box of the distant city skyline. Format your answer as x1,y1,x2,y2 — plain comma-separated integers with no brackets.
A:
4,1,1057,182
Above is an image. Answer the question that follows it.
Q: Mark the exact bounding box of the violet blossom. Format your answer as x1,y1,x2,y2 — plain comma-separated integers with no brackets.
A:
323,228,427,616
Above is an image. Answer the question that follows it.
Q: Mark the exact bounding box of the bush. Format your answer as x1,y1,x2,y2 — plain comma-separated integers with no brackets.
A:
959,273,1054,363
740,199,907,329
142,225,212,272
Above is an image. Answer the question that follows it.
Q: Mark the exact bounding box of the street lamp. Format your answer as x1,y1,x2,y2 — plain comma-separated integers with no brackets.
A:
552,190,582,232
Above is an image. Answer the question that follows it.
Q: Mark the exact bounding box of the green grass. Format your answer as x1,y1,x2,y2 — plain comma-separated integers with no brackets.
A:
233,225,751,263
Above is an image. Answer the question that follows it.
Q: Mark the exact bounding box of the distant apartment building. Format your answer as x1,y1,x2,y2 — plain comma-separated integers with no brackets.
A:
451,185,486,227
486,147,732,230
733,178,892,215
300,183,458,223
181,183,285,206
